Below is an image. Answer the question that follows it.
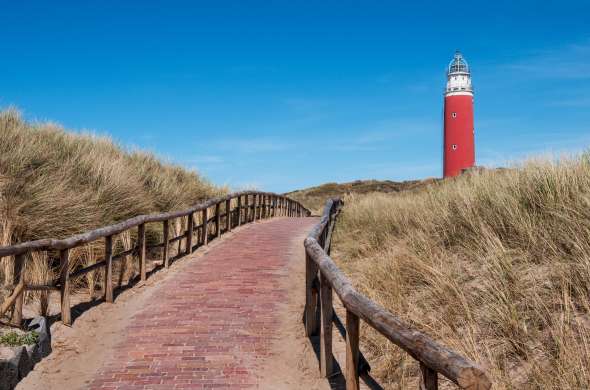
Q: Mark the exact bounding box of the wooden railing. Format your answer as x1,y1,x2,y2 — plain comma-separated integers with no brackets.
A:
0,191,310,327
304,198,491,390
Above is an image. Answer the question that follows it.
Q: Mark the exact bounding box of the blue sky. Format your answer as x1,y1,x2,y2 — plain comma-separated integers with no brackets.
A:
1,1,589,192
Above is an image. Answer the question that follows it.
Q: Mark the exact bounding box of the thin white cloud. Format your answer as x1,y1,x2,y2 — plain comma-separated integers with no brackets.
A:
547,97,590,108
502,40,590,79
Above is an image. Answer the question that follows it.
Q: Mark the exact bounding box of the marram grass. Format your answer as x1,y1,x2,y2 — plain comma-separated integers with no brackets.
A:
0,109,224,311
333,157,590,389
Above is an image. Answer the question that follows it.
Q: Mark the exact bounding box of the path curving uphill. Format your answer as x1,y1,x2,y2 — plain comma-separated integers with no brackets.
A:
18,218,330,390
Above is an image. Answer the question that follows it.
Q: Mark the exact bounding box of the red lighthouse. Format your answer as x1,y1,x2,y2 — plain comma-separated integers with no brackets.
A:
443,51,475,177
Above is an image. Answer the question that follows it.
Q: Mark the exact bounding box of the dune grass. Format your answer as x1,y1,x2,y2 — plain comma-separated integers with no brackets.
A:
0,109,224,313
287,179,437,214
333,156,590,389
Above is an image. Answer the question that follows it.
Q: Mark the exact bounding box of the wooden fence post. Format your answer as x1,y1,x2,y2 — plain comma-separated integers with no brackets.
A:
202,208,209,245
253,194,258,221
237,196,242,226
187,213,194,254
244,194,249,223
305,252,319,336
10,253,25,326
420,362,439,390
215,202,221,238
138,223,146,281
60,249,71,326
345,310,360,390
226,199,232,232
105,235,114,303
163,220,170,268
320,271,334,377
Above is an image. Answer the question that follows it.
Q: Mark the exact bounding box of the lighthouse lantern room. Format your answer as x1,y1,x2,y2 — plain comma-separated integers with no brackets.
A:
443,51,475,177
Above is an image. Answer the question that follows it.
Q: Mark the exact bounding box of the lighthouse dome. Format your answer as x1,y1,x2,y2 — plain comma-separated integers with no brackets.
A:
448,51,470,74
445,50,472,95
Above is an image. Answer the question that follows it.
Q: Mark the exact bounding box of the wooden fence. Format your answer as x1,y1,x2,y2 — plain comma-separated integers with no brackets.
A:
0,191,309,327
304,198,491,390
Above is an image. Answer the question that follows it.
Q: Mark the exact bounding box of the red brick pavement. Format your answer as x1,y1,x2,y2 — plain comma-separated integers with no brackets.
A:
90,217,317,390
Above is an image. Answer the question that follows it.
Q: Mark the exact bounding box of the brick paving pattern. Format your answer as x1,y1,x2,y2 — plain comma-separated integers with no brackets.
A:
90,217,316,390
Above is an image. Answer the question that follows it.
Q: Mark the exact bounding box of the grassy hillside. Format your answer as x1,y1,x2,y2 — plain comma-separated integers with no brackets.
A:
332,157,590,389
286,178,438,213
0,109,223,312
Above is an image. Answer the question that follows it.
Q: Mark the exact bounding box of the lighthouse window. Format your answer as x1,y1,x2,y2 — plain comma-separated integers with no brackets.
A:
451,112,457,118
452,144,458,150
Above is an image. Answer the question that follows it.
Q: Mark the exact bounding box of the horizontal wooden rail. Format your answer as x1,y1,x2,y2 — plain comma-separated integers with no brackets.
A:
304,198,491,390
0,191,308,257
0,191,310,327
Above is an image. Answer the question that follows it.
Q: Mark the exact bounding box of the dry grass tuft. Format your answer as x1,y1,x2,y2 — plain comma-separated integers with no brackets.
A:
0,109,224,313
333,156,590,389
287,179,438,213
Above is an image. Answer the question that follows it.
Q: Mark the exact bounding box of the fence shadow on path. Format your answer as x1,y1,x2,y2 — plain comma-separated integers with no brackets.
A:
303,311,384,390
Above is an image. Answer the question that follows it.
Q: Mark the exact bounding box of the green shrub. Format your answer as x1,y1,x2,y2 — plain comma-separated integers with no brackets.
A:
0,331,39,346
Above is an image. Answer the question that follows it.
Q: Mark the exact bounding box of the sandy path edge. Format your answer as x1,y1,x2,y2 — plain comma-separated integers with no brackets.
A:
257,217,331,389
17,222,253,390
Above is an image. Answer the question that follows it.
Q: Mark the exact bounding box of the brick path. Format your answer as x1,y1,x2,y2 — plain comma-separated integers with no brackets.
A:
90,217,317,390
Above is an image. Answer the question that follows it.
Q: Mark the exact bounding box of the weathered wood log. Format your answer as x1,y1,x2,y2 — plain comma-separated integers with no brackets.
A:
305,253,319,336
138,224,146,281
301,198,491,389
10,253,25,326
244,194,249,223
0,281,25,319
320,271,334,377
105,235,114,303
71,260,106,279
421,362,439,390
0,191,309,257
346,310,360,390
24,284,59,291
163,220,170,268
215,203,221,238
304,233,491,390
60,249,71,326
187,213,194,254
253,194,258,221
226,199,231,232
202,208,208,245
112,246,138,262
332,312,372,375
237,196,242,226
